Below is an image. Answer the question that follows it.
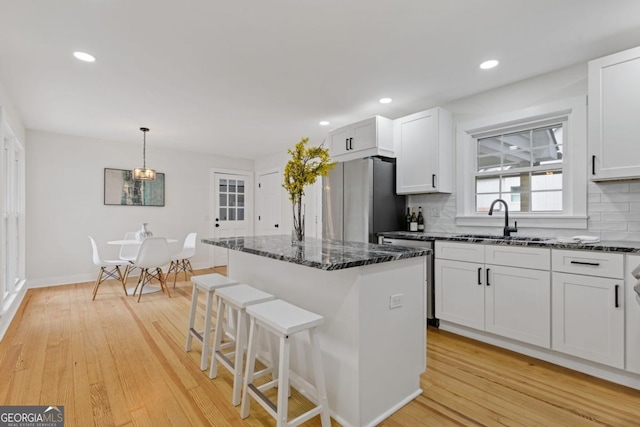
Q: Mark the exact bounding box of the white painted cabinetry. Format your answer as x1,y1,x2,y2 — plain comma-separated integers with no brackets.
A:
328,116,393,162
625,254,640,375
394,107,453,194
588,46,640,180
435,241,551,347
551,250,624,368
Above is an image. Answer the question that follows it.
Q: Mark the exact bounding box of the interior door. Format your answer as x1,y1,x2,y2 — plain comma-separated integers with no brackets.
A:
213,171,252,267
256,170,281,236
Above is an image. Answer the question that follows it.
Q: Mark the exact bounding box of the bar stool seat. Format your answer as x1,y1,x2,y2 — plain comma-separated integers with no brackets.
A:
185,273,239,370
209,284,276,406
241,299,331,427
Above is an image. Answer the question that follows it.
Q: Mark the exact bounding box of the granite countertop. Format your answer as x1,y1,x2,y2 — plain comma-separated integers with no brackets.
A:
378,231,640,253
201,235,430,271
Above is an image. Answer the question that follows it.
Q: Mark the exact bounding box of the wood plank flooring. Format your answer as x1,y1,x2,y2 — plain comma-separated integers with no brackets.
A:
1,268,639,426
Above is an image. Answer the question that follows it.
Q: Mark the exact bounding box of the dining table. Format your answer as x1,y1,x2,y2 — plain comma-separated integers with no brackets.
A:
107,238,178,295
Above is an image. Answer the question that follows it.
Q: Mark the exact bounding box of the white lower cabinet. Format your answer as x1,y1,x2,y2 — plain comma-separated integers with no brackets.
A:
626,254,640,375
435,242,551,348
551,249,625,369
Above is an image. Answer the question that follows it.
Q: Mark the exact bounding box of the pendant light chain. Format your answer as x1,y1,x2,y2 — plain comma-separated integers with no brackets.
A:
141,127,149,169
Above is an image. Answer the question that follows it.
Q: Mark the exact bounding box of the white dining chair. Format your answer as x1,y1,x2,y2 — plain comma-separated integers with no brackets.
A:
89,236,128,300
167,232,197,288
119,231,139,283
131,237,172,302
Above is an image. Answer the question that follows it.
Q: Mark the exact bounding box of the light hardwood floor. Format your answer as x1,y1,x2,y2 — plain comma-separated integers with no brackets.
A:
1,268,639,426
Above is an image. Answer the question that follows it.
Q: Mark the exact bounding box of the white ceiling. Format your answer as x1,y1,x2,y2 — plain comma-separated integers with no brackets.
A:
2,1,640,160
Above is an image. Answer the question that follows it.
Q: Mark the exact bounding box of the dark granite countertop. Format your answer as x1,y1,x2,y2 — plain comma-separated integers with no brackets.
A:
378,231,640,253
201,235,429,271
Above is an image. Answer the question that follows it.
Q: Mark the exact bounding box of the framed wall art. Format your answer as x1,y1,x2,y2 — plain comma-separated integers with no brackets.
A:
104,168,165,206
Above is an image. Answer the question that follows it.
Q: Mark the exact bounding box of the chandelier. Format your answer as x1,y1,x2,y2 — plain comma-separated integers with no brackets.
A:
133,127,156,181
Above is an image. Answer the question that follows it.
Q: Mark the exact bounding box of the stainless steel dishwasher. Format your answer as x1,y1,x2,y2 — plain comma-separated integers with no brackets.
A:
379,237,438,327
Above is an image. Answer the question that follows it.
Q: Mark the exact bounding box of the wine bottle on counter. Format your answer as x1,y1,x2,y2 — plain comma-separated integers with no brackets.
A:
406,207,412,231
410,208,418,232
417,206,424,231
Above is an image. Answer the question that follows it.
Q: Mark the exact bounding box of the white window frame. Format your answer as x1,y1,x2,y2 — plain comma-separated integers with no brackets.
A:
1,112,26,308
456,97,587,229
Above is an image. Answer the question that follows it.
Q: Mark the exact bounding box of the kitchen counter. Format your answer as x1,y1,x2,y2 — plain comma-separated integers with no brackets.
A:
378,231,640,253
202,235,429,270
201,235,427,427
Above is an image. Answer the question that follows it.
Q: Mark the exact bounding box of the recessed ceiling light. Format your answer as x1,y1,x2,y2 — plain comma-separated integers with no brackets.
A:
479,59,499,70
319,121,330,126
379,98,393,104
73,51,96,62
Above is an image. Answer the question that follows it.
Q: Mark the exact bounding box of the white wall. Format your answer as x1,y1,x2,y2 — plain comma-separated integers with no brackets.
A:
25,130,253,286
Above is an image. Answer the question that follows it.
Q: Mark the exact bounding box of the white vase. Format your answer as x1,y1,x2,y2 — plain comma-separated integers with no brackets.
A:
135,223,153,241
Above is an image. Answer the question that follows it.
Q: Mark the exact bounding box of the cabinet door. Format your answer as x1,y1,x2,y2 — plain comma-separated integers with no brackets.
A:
485,265,551,348
552,272,624,368
435,259,484,329
351,118,377,151
589,46,640,181
395,107,452,194
329,126,351,158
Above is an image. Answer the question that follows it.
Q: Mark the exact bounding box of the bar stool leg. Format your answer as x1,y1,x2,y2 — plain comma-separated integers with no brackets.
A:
231,310,247,406
309,328,331,427
185,283,198,352
209,296,226,379
276,335,290,427
200,290,214,370
240,317,258,419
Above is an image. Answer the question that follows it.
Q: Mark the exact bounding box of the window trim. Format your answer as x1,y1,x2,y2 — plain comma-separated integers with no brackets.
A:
455,97,587,229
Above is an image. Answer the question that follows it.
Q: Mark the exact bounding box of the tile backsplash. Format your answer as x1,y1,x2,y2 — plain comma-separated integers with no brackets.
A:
408,180,640,241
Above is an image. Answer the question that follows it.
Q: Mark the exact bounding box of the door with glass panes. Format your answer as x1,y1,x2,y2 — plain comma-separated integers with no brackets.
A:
213,172,252,267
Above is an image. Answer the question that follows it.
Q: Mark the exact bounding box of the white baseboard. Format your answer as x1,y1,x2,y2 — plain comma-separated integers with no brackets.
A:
440,321,640,391
0,284,28,342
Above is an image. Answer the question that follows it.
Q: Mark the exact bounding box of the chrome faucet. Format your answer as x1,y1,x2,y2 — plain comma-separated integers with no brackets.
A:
488,198,518,237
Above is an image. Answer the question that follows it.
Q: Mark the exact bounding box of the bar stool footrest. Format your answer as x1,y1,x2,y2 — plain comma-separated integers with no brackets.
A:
248,384,277,415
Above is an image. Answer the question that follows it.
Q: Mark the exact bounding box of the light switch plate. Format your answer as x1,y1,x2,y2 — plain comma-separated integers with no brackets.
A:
389,294,403,309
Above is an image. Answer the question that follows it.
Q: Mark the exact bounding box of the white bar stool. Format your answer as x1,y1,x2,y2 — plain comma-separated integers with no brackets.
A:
185,273,239,370
241,299,331,427
209,284,276,406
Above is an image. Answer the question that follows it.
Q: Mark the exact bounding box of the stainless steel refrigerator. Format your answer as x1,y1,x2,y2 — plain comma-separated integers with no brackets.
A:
322,157,406,243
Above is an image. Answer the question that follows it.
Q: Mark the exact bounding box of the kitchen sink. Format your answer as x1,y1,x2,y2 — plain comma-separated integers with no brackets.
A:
452,234,551,242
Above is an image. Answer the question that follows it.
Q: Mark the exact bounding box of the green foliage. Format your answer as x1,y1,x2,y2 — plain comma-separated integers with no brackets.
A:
283,137,336,204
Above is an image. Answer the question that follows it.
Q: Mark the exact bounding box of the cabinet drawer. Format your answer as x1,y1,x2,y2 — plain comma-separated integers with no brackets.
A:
552,250,623,279
485,245,550,270
435,241,484,263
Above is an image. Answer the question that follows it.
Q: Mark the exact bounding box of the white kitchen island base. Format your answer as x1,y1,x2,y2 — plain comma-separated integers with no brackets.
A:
226,249,426,427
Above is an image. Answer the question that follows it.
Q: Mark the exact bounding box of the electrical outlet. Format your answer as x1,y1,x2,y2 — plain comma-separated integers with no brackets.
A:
389,293,403,309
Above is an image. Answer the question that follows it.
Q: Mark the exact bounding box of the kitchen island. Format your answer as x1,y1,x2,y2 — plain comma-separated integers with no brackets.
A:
202,235,428,427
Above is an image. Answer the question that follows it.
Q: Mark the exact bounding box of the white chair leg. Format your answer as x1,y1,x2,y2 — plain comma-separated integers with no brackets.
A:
185,283,198,352
240,317,258,419
276,335,290,427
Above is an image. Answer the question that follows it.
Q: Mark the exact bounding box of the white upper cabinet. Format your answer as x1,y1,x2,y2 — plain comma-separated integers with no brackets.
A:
589,46,640,181
328,116,393,162
395,107,453,194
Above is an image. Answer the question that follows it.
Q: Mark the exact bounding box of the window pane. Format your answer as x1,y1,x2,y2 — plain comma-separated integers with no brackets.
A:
219,179,227,193
502,193,522,212
238,194,244,207
477,137,502,172
532,145,563,166
237,181,245,194
476,176,500,194
229,208,236,221
237,208,244,221
501,175,521,193
503,130,530,151
476,193,500,213
229,180,236,193
219,208,227,221
503,149,530,169
229,194,236,207
532,191,563,211
532,126,561,148
219,194,227,207
532,171,563,191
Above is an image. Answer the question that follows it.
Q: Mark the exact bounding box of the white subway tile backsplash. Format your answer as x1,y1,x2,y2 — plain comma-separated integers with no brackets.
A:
587,193,601,203
630,182,640,193
588,182,630,194
598,213,640,222
601,231,640,242
587,203,630,213
628,222,640,232
586,221,628,231
600,192,640,202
